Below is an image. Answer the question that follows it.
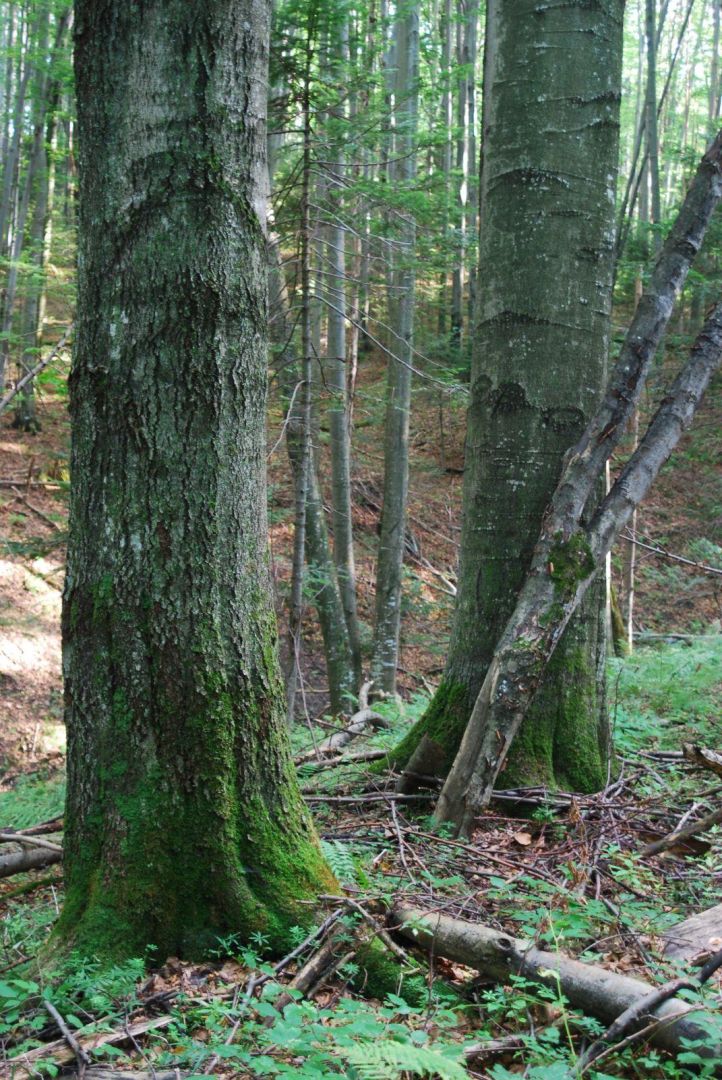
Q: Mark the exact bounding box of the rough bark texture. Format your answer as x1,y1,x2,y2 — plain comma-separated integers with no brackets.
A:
58,0,334,962
393,0,623,791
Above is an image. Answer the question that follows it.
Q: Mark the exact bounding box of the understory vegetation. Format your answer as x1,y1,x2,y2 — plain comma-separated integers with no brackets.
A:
1,638,721,1077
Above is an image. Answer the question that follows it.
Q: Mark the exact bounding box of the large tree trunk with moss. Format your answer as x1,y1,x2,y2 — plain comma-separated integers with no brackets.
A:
394,0,624,794
57,0,334,963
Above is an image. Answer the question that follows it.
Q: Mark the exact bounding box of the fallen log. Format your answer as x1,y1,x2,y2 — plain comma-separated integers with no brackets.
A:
664,903,722,962
392,904,722,1057
0,846,62,878
683,744,722,778
576,945,722,1072
295,681,388,764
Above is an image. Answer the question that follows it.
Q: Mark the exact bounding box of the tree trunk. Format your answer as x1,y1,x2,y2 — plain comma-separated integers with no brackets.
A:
393,0,623,792
267,174,356,717
370,0,419,697
57,0,334,963
326,17,363,687
646,0,662,256
436,133,722,833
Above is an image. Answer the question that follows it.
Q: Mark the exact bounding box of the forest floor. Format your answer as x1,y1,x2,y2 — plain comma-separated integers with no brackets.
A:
0,329,721,1076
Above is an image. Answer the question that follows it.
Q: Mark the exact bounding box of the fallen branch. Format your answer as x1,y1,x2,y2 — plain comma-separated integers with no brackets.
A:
683,744,722,778
0,325,73,415
641,804,722,857
664,902,722,961
299,748,388,772
0,831,63,852
0,846,62,878
0,1016,171,1079
392,904,722,1057
576,945,722,1072
44,999,91,1069
294,681,388,764
9,487,63,531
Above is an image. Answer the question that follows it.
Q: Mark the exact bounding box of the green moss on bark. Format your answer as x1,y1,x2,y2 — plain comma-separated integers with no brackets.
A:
382,681,472,776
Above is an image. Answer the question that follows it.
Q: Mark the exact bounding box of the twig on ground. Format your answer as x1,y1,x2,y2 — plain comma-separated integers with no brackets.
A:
641,804,722,857
43,1000,91,1072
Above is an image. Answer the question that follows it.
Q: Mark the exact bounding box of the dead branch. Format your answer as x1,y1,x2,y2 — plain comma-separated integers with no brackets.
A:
391,904,721,1058
664,902,722,961
0,1016,172,1079
300,748,388,771
683,744,722,778
43,999,91,1069
0,831,63,852
641,804,722,857
0,325,73,415
576,945,722,1072
294,682,388,763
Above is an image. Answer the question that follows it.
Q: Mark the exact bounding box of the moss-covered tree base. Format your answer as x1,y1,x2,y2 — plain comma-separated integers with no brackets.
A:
385,590,609,798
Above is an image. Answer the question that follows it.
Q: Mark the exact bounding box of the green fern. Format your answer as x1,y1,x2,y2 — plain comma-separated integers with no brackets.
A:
321,839,358,886
344,1039,468,1080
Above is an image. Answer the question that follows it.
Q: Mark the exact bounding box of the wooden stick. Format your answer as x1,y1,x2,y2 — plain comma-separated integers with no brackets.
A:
641,804,722,857
0,831,63,852
43,999,91,1069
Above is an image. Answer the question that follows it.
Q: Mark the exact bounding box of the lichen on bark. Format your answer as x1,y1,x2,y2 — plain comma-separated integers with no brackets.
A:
55,0,335,963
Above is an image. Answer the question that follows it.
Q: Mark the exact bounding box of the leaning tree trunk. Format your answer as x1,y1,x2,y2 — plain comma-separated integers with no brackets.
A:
436,131,722,834
370,0,419,697
57,0,334,963
393,0,624,793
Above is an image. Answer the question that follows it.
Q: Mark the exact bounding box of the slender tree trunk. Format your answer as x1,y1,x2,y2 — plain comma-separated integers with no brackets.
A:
326,17,363,686
711,1,721,123
437,0,452,338
56,0,334,962
285,22,316,723
370,0,419,697
646,0,662,256
392,0,623,793
267,163,356,717
13,116,57,433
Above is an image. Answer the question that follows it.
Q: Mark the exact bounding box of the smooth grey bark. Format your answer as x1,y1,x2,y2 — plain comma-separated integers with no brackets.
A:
394,0,622,793
285,23,316,722
394,904,722,1058
370,0,419,697
58,0,333,960
646,0,662,255
436,131,722,834
325,18,362,687
712,1,721,122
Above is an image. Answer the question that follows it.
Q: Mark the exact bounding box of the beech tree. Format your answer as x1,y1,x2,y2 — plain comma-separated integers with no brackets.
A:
392,0,624,792
56,0,334,960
